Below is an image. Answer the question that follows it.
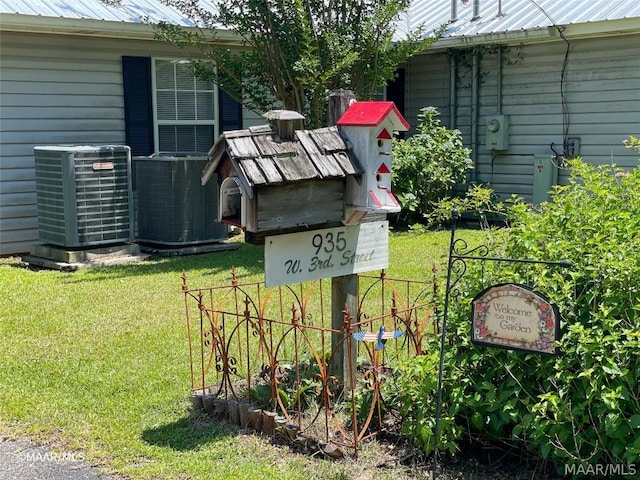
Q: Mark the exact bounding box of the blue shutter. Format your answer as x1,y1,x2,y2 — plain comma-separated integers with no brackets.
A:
218,89,243,132
122,56,154,156
386,68,405,138
387,68,405,117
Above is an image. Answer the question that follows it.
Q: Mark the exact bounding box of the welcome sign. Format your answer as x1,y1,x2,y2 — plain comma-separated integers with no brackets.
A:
471,283,560,355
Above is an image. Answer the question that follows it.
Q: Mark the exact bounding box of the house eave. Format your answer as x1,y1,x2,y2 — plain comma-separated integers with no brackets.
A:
424,17,640,51
0,13,240,43
427,26,555,50
559,17,640,40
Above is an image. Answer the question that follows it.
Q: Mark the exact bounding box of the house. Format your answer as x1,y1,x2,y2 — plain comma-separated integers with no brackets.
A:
2,1,637,255
400,0,640,202
200,102,409,243
0,0,259,255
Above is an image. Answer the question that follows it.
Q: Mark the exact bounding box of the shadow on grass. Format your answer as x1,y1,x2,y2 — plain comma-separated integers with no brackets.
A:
55,240,265,284
141,411,237,451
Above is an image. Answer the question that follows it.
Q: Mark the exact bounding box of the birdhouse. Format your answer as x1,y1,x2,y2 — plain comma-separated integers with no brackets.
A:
337,101,409,224
201,110,363,244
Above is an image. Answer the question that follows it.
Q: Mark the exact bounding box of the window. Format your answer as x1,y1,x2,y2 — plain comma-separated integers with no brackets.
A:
122,56,242,157
152,59,217,153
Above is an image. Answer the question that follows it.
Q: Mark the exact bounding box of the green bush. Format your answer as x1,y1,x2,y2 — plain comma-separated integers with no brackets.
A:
392,107,472,227
395,154,640,472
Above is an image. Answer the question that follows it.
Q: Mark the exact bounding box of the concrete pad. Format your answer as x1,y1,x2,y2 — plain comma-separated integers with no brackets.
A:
137,241,240,257
24,243,149,271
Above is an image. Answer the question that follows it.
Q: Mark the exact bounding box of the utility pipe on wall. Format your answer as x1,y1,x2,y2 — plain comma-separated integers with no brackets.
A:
497,47,503,114
471,0,481,178
449,1,458,130
471,49,480,182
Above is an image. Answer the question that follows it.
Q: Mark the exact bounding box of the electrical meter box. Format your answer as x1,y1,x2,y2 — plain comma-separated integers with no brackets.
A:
485,114,509,151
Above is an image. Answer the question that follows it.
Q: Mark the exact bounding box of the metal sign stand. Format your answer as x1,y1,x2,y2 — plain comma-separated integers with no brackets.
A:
432,209,570,478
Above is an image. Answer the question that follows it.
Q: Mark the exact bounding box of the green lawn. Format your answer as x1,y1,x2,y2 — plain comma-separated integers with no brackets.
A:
0,228,485,480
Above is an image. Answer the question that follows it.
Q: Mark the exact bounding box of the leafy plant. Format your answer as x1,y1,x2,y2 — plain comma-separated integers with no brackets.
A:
431,183,506,228
395,151,640,471
252,356,324,413
392,107,473,227
394,347,465,455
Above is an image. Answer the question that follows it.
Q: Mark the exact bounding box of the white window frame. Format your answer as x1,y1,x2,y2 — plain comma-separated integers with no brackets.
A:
150,58,220,153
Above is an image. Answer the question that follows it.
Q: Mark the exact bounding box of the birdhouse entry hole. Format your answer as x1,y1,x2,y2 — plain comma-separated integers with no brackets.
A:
219,176,243,227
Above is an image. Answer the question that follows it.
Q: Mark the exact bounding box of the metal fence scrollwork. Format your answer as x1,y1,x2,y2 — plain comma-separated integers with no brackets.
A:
183,269,436,455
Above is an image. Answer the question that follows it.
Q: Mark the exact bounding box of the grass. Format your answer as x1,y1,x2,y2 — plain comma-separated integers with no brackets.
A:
0,228,486,480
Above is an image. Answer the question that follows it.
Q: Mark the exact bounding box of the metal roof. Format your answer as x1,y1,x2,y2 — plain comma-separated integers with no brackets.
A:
3,0,638,44
0,0,219,26
403,0,640,45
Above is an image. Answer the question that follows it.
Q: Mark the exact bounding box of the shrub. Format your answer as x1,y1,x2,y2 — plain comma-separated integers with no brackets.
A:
392,107,472,227
395,154,640,471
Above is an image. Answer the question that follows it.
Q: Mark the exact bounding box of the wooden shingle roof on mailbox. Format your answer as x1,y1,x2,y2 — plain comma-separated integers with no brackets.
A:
199,103,406,243
201,115,363,197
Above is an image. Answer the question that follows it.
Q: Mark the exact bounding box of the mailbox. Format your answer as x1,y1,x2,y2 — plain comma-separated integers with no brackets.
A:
202,110,362,243
201,102,408,243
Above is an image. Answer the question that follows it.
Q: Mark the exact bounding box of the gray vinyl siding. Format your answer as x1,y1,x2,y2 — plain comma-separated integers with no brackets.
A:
0,30,261,255
1,32,120,255
405,53,451,130
405,34,640,202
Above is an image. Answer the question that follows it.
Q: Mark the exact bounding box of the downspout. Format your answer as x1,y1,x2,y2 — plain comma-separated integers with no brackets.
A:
449,56,457,129
450,0,457,21
471,48,480,183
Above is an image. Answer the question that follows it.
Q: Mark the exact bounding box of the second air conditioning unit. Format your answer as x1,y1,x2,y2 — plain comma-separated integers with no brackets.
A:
134,152,228,246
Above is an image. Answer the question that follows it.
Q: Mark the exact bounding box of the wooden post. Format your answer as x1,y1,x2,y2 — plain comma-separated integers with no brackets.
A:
328,90,357,391
331,275,358,391
328,90,356,126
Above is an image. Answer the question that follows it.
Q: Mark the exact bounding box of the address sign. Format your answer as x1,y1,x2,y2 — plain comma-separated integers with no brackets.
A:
265,221,389,287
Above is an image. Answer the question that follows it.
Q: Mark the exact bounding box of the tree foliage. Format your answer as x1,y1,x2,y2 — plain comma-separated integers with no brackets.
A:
106,0,439,128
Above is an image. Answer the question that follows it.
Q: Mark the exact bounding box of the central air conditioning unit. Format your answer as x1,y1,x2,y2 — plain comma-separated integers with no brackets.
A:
134,152,228,246
34,145,133,248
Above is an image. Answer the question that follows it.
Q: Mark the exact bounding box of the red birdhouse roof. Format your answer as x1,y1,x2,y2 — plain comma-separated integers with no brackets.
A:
337,101,410,131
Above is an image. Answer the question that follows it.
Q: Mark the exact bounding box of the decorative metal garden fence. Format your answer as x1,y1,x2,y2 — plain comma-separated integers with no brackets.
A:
182,269,436,455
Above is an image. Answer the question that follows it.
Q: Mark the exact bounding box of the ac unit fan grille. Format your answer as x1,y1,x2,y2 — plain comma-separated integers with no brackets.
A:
34,146,133,247
134,155,228,245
